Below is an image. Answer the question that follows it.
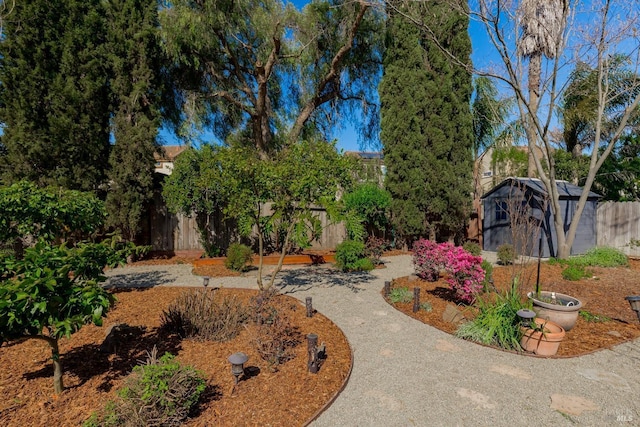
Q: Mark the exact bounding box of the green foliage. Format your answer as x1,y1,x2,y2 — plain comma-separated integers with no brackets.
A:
497,243,516,265
572,247,628,268
0,181,106,246
161,289,248,342
388,287,413,304
335,240,373,272
491,146,528,178
455,284,529,350
224,243,253,272
342,183,391,236
380,1,473,243
0,0,112,191
593,135,640,201
552,150,590,185
420,301,433,312
480,259,494,291
463,241,482,256
88,350,206,427
561,264,591,281
579,310,611,323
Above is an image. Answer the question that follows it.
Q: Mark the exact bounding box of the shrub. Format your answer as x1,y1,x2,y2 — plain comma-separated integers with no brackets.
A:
342,183,391,233
161,289,248,342
497,243,515,265
335,240,372,272
224,243,253,272
573,247,628,267
412,239,452,281
388,287,413,303
87,349,206,427
481,260,494,292
252,311,301,371
561,264,591,281
456,283,529,350
365,235,387,265
444,247,485,304
462,241,482,256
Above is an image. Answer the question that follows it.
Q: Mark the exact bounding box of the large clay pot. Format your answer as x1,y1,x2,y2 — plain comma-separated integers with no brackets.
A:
520,318,566,356
528,291,582,331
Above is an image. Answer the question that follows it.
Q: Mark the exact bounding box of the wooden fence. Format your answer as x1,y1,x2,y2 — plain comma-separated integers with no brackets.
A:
144,194,346,252
596,201,640,257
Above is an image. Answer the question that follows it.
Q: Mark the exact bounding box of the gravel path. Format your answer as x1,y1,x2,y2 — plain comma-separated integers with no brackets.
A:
105,256,640,426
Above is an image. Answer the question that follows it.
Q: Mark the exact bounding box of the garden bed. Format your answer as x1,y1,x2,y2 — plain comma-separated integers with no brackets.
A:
0,287,352,426
386,260,640,357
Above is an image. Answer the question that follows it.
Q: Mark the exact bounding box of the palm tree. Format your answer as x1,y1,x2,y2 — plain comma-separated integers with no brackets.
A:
517,0,567,176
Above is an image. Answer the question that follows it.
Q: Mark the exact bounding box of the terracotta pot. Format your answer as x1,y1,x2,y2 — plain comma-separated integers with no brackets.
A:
520,318,566,356
528,291,582,331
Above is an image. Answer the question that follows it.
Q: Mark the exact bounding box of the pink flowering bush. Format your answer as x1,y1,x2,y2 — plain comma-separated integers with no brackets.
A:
413,239,485,304
443,247,485,304
412,239,453,281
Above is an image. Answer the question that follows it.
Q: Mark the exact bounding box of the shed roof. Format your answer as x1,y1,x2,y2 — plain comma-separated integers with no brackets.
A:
482,177,601,200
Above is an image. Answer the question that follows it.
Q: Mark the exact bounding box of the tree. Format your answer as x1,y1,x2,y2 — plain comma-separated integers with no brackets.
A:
592,134,640,201
380,0,474,245
0,0,111,191
387,0,640,258
0,181,106,256
218,140,356,290
159,0,383,157
104,0,167,241
342,182,392,238
0,241,115,394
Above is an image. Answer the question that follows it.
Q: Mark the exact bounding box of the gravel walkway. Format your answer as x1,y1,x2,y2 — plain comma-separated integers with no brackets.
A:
105,256,640,426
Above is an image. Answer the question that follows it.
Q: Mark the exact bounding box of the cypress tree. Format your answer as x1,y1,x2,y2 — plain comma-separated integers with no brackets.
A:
0,0,111,191
380,1,473,244
104,0,165,241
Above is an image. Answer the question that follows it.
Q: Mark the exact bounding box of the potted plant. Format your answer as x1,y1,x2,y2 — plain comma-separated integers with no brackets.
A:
520,317,566,356
527,290,582,331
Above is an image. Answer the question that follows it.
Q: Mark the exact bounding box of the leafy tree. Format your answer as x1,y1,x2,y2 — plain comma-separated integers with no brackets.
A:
380,1,473,245
0,181,106,254
0,0,111,191
218,140,356,289
342,182,391,238
592,135,640,201
159,0,383,157
0,241,116,394
162,145,229,257
104,0,167,241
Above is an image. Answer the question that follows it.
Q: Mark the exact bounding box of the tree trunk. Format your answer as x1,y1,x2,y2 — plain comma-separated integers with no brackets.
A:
526,54,541,178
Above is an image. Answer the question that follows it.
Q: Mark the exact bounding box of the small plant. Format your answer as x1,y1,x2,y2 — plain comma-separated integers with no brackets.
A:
574,247,628,268
365,235,387,265
161,289,248,341
420,301,433,312
462,241,482,256
456,281,529,350
388,287,413,303
86,348,206,427
481,259,494,292
579,310,611,323
252,311,301,371
497,243,515,265
335,239,373,272
561,264,591,281
224,242,253,271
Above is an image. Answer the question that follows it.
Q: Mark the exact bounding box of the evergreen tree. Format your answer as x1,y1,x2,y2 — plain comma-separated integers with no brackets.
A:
104,0,166,241
0,0,111,191
380,2,474,244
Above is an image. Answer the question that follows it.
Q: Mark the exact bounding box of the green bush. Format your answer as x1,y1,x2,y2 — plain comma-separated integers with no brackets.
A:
463,241,482,256
161,289,248,342
480,259,494,291
561,264,591,281
573,247,628,267
224,243,253,272
86,350,206,427
388,287,413,304
335,240,373,272
497,243,515,265
456,283,530,350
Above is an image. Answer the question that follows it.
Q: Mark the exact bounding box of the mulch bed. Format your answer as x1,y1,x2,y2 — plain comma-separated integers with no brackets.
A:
0,286,351,426
387,260,640,357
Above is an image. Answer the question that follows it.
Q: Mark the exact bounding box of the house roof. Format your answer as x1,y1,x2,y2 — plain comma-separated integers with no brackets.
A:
482,177,601,200
345,151,383,160
154,145,188,162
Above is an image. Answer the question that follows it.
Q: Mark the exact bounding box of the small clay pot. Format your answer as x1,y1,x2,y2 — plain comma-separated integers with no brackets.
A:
520,317,566,356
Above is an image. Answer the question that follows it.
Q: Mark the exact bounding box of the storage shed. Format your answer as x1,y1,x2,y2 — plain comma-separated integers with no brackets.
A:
482,178,601,257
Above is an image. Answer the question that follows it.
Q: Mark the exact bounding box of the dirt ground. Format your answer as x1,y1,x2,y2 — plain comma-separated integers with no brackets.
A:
0,284,351,426
389,260,640,357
